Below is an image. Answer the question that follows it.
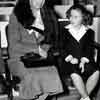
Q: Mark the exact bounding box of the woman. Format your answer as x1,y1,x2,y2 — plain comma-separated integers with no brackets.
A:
7,0,62,99
60,5,100,100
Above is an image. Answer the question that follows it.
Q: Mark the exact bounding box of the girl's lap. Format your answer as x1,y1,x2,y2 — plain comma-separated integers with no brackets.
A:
62,61,99,81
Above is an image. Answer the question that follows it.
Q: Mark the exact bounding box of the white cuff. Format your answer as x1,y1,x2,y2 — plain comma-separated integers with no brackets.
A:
65,55,73,62
83,96,91,100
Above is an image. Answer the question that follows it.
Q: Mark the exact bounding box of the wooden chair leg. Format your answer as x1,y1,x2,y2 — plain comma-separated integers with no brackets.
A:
8,86,13,100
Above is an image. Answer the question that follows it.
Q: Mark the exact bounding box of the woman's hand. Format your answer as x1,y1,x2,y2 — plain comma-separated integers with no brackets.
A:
40,44,50,52
39,46,47,58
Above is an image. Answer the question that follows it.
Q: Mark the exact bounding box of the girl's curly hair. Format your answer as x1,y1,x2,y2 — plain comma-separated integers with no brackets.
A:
66,4,93,26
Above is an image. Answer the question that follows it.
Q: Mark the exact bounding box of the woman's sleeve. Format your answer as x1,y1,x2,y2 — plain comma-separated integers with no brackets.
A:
8,14,39,58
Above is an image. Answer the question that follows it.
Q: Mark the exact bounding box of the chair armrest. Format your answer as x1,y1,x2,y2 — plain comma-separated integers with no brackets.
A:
91,41,100,66
91,41,100,50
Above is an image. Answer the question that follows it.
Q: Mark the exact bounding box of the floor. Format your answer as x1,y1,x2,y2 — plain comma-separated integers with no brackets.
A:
0,89,100,100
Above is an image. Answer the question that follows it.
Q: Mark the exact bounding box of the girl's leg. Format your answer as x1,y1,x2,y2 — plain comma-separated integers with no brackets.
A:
86,71,100,95
71,73,89,99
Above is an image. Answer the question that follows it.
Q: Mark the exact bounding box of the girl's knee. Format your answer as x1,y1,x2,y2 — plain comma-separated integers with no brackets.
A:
88,70,100,81
93,70,100,77
70,73,82,80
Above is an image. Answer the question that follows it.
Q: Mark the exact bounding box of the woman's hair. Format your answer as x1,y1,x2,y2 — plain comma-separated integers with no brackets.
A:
13,0,58,28
13,0,35,28
66,4,93,26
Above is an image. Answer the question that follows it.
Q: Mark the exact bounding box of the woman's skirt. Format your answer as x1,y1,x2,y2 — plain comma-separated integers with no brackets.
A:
8,59,63,99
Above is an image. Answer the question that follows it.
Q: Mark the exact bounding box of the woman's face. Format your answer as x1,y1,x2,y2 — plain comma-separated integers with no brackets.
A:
30,0,45,10
69,9,83,26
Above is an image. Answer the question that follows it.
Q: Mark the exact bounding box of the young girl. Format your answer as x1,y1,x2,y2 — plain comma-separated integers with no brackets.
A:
60,4,100,100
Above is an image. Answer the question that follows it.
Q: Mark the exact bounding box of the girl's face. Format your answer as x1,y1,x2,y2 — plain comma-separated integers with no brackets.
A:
30,0,45,10
69,9,83,26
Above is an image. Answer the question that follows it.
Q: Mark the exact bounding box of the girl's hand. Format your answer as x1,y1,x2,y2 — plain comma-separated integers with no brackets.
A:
81,57,89,64
79,62,85,73
79,57,89,73
70,58,78,64
65,55,73,62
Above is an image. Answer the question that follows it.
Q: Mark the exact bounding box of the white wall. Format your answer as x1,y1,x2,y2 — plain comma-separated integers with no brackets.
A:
0,1,15,48
0,6,14,48
62,0,74,5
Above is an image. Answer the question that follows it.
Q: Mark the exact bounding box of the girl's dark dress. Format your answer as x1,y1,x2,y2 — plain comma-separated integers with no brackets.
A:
60,27,99,81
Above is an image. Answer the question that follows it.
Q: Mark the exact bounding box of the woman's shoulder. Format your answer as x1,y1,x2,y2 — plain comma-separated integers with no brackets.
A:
9,13,21,25
9,13,23,28
9,13,17,21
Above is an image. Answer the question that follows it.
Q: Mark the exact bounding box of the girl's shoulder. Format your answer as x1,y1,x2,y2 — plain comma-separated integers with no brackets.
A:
86,28,95,36
87,28,95,33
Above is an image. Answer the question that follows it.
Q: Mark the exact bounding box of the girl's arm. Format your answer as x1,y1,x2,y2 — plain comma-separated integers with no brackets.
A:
81,29,95,62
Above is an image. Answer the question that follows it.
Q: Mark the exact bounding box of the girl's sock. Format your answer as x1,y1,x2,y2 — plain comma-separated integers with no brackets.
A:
80,96,91,100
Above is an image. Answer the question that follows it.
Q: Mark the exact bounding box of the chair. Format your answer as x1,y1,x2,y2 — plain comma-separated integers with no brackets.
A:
0,14,13,100
0,14,20,100
89,41,100,99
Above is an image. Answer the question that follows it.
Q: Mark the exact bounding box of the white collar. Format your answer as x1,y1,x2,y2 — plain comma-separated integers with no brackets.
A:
35,10,41,18
27,10,44,35
65,24,88,30
65,24,88,42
